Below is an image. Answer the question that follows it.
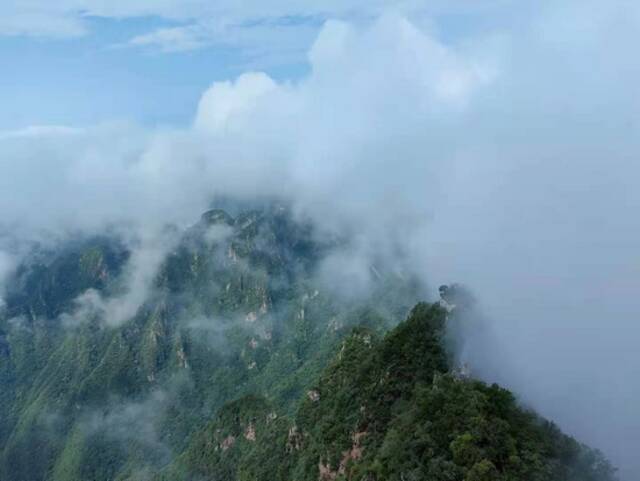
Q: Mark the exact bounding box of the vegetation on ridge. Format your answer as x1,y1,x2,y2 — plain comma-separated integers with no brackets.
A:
0,206,617,481
161,302,616,481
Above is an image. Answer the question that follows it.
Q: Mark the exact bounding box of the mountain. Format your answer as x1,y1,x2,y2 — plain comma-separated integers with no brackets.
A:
162,302,616,481
0,206,616,481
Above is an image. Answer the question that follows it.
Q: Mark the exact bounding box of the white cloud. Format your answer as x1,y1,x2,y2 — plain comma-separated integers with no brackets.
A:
194,72,277,133
0,4,639,477
0,125,82,140
128,24,208,53
0,0,510,55
0,13,486,237
61,231,179,328
0,5,87,38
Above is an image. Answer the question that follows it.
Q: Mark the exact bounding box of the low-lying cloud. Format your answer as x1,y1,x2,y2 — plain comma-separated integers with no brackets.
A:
0,2,638,478
60,232,180,327
0,251,15,308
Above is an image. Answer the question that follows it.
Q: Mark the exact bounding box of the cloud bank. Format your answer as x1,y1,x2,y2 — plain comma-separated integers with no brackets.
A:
0,2,639,478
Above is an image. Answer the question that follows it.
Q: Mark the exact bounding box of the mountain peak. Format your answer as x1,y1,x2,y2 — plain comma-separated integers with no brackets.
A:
200,209,235,226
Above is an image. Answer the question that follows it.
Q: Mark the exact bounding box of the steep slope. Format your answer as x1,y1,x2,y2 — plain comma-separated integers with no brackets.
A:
0,205,421,481
166,302,617,481
0,237,130,480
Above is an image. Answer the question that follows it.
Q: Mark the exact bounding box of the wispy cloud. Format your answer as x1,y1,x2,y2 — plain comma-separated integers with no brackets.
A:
0,125,82,140
60,231,179,327
125,17,321,64
128,24,208,53
0,1,508,55
0,2,638,478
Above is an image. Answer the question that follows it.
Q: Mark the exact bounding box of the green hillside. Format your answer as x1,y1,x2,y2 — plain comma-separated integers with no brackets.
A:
0,206,617,481
160,303,616,481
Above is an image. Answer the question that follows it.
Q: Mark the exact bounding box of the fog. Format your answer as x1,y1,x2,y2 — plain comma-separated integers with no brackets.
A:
0,1,638,478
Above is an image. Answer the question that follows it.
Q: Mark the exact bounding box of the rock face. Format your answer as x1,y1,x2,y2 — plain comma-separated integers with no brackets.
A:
244,423,256,441
220,435,236,451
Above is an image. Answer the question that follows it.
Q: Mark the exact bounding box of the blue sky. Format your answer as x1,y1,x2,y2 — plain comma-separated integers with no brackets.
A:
0,1,517,129
0,4,349,129
0,16,311,129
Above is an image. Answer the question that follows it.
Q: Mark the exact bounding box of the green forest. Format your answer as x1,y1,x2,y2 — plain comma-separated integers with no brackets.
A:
0,207,617,481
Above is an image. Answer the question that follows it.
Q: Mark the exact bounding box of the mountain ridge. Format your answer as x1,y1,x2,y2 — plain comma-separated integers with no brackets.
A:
0,205,617,481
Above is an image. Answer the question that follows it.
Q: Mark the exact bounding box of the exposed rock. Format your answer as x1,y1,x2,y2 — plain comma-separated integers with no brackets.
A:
286,426,303,452
239,218,256,230
327,317,342,332
176,344,189,369
438,298,456,313
244,423,256,441
201,209,234,226
318,460,337,481
259,298,269,314
307,389,320,402
220,435,236,451
317,431,367,480
452,362,471,380
336,431,367,476
438,283,474,310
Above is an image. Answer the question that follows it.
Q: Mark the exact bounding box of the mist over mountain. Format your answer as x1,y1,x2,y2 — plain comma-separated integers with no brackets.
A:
0,204,620,480
0,1,639,480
